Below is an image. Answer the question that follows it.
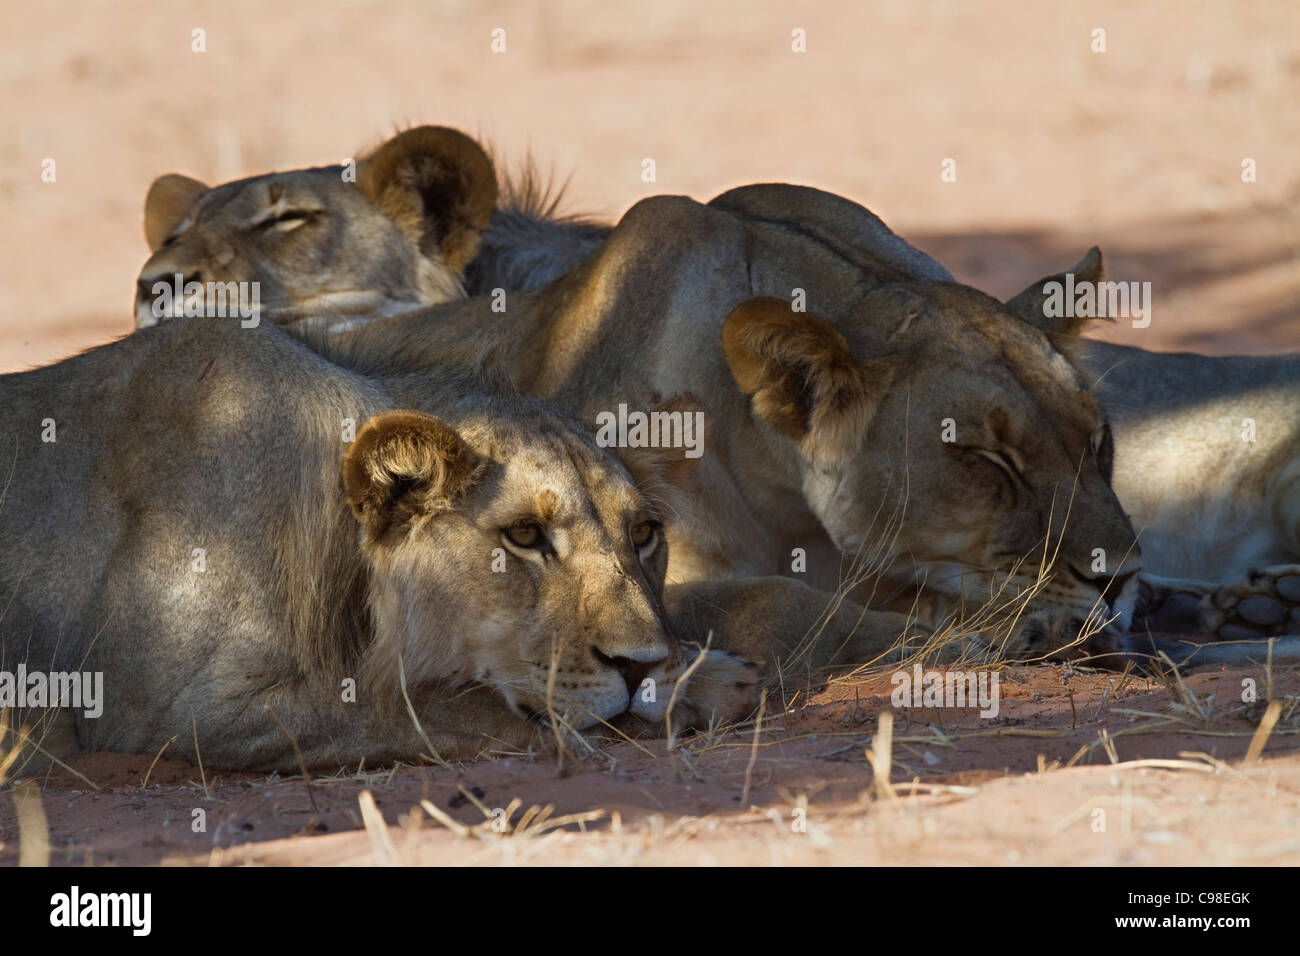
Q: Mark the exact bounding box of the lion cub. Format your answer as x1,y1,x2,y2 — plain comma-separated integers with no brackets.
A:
0,319,754,774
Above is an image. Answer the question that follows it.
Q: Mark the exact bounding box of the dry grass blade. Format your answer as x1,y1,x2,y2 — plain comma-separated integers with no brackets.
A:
456,784,494,820
499,796,523,830
190,708,209,799
664,630,713,752
1098,727,1120,764
896,781,980,797
1242,700,1282,766
13,781,50,867
0,718,98,790
415,794,603,842
398,653,452,770
1103,758,1214,774
358,790,399,865
739,692,767,807
0,709,27,786
420,798,472,837
264,706,319,815
519,808,605,837
1155,651,1214,722
141,735,178,788
866,710,897,801
516,803,546,833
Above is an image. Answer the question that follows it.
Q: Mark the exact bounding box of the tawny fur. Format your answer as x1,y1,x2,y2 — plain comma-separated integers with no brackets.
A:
134,126,498,330
0,320,761,774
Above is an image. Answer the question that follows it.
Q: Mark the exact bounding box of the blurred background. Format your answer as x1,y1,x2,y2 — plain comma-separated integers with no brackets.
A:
0,0,1296,371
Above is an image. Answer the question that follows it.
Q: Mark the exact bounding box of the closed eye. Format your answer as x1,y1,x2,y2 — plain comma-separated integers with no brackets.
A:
973,448,1024,480
254,209,318,233
1090,424,1114,480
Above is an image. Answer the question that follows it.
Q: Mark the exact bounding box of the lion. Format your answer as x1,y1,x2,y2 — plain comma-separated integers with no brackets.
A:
423,174,1300,653
316,190,1146,662
135,126,498,330
134,132,1298,663
0,317,793,775
999,246,1300,641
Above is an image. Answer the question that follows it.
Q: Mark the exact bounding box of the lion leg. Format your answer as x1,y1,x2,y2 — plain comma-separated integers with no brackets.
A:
1136,566,1300,640
1133,454,1300,642
650,577,920,730
1268,451,1300,558
1099,631,1300,672
664,576,921,670
143,683,547,774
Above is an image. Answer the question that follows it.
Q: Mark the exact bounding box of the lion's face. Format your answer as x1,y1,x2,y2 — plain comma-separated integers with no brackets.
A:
135,127,496,329
722,287,1141,630
342,408,691,729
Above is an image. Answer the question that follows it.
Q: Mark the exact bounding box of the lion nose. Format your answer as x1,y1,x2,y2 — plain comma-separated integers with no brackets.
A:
138,270,202,298
1098,568,1139,606
1070,564,1136,595
1070,565,1141,629
591,648,663,697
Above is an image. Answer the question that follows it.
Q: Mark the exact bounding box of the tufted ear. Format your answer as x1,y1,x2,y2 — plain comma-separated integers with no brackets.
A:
143,173,209,251
357,126,498,273
1005,247,1107,337
342,411,484,541
722,297,889,458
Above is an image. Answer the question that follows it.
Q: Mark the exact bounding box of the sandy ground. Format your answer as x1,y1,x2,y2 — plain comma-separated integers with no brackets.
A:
3,664,1298,866
1,1,1298,865
2,0,1297,367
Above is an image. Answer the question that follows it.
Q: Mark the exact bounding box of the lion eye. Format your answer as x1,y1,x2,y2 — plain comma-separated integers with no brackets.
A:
504,523,544,549
1090,424,1114,479
975,448,1023,478
256,210,315,233
630,521,658,549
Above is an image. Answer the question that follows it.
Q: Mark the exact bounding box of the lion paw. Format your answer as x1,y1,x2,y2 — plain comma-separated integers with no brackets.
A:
1137,565,1300,640
1197,565,1300,640
670,648,762,729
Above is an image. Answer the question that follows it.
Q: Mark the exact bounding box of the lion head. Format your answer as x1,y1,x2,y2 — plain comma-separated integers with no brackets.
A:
135,126,496,329
339,403,730,728
720,288,1141,644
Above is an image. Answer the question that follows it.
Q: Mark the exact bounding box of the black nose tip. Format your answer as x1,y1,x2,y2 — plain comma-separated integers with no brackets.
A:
1104,569,1138,602
1072,565,1137,603
592,648,659,697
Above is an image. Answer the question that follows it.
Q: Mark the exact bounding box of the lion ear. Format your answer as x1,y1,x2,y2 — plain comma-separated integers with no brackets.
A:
342,411,484,540
143,174,209,251
357,126,499,273
722,297,887,458
1005,247,1107,336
